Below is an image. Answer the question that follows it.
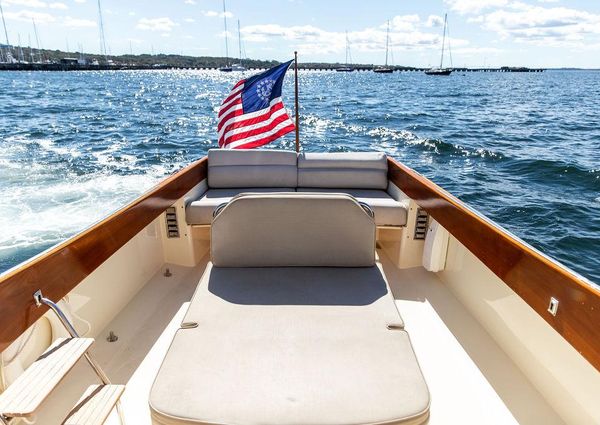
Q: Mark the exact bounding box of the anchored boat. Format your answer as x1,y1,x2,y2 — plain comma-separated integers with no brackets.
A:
373,20,394,74
425,13,452,76
336,31,355,72
0,149,599,424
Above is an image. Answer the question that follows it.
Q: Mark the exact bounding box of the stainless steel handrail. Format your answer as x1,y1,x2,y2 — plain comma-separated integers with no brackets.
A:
33,290,111,385
212,202,229,218
358,201,375,219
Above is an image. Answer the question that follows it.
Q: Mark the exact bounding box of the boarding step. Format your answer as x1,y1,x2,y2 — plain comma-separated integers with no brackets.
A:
63,384,125,425
0,337,94,418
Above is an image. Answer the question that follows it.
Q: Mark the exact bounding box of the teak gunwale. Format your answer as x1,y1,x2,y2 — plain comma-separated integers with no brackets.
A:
387,157,600,372
0,154,598,374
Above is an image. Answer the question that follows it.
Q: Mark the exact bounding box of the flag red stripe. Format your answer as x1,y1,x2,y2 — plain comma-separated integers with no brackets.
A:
220,86,244,109
226,124,295,149
219,101,285,138
218,97,242,118
217,107,244,132
224,113,293,144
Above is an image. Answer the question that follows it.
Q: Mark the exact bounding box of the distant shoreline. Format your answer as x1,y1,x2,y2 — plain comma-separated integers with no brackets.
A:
0,47,556,72
0,63,548,73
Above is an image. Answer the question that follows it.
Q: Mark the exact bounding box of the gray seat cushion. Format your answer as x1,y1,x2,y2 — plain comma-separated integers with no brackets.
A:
297,188,408,226
185,188,294,225
211,193,376,267
298,152,388,189
149,264,431,425
208,149,298,188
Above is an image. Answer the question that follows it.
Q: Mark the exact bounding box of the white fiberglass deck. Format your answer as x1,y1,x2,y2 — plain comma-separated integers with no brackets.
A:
36,250,564,425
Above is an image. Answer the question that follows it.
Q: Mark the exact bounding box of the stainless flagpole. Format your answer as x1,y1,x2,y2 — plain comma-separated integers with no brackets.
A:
294,51,300,152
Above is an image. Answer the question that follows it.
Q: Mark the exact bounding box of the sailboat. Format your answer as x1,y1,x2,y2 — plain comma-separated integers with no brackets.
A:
425,13,452,76
218,0,233,72
336,31,354,72
373,20,393,73
230,20,246,72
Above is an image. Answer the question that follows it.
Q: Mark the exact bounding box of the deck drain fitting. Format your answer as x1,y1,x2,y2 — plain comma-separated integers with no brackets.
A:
106,331,119,342
386,324,403,331
164,268,172,277
181,322,198,329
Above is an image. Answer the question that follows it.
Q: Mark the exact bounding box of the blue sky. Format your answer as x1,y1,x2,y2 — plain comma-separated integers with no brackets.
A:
1,0,600,67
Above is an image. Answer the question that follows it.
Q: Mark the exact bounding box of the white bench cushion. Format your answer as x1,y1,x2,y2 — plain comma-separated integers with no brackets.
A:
185,188,293,225
298,152,388,189
149,264,430,425
297,188,408,226
208,149,297,188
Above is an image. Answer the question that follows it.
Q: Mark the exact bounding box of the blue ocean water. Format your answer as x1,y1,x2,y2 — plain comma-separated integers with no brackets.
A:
0,70,598,285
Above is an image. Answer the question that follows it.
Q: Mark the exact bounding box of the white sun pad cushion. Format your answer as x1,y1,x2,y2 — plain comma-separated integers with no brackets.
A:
149,264,429,425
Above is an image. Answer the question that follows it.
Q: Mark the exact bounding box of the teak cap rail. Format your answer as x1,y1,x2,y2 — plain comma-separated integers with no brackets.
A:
387,157,600,372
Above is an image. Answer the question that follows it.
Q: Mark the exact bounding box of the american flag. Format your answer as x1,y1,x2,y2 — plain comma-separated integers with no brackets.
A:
217,60,295,149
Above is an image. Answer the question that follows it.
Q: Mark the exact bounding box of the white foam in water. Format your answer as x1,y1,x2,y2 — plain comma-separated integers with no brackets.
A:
0,134,168,269
0,173,162,254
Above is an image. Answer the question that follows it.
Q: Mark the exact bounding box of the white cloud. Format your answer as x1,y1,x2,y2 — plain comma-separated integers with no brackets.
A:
136,17,178,32
4,9,55,23
453,46,503,54
202,10,232,18
426,15,444,27
4,0,48,8
444,0,508,15
184,0,196,4
389,15,420,32
4,0,67,8
184,18,195,23
478,3,600,45
73,0,85,3
63,16,95,27
241,21,469,55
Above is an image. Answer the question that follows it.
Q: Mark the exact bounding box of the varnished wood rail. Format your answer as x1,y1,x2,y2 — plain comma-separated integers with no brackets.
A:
0,157,207,353
387,157,600,372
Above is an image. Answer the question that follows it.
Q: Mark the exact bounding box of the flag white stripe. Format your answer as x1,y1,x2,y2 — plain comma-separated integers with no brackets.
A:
225,118,294,149
222,107,289,141
218,103,243,128
218,85,244,113
218,97,283,140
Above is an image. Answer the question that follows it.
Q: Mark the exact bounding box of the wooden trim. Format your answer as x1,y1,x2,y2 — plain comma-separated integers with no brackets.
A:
387,157,600,372
0,157,207,352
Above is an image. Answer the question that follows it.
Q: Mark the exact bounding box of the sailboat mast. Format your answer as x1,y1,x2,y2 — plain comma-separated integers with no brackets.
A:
32,18,42,63
385,20,390,66
0,0,10,58
97,0,108,63
440,13,447,69
345,30,349,65
237,19,242,62
222,0,229,63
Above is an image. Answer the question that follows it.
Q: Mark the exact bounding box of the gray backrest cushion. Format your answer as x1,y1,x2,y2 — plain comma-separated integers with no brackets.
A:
297,152,388,189
208,149,298,188
211,193,376,267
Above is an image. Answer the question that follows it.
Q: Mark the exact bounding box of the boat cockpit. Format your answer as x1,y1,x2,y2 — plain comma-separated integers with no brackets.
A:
0,149,599,425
